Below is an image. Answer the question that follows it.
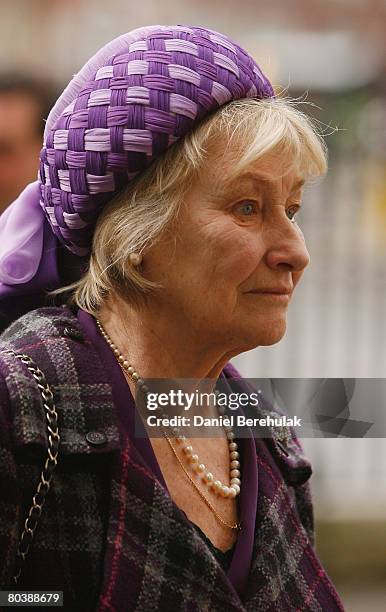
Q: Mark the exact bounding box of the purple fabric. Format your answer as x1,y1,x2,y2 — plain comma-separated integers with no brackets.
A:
0,25,274,313
0,182,45,286
77,308,258,598
0,221,58,297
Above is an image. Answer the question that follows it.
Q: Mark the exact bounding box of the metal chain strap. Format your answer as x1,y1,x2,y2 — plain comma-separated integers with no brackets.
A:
2,349,60,585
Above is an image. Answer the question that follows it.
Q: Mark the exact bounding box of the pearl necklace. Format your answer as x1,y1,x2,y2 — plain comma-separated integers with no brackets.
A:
96,319,242,529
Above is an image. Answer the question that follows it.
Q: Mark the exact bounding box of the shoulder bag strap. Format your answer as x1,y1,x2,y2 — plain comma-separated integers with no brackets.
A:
2,349,60,585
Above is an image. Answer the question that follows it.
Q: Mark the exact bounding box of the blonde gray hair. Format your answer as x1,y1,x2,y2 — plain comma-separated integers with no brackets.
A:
63,97,327,314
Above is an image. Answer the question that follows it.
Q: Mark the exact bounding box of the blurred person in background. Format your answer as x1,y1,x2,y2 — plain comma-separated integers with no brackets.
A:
0,75,57,213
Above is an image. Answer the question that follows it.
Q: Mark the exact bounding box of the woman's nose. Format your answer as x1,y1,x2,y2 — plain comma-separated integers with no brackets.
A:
264,224,310,272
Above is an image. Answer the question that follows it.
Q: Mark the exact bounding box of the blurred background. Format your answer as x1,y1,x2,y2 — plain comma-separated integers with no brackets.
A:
1,0,385,609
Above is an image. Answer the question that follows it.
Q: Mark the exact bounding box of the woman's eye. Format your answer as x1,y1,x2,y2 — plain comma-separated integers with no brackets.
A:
286,206,299,223
235,200,257,217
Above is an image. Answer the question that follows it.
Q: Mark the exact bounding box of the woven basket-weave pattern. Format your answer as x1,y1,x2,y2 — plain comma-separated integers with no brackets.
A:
39,26,274,255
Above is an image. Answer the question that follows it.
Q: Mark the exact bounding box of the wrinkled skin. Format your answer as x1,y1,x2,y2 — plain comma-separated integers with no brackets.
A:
101,149,309,381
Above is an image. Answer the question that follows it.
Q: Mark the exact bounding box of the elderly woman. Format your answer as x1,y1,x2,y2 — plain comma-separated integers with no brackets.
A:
0,25,343,612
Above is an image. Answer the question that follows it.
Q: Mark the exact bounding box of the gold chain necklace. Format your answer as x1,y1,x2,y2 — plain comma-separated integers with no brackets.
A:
96,319,241,531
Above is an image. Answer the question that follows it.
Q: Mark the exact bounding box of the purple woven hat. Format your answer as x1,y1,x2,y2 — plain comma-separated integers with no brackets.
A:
0,25,274,317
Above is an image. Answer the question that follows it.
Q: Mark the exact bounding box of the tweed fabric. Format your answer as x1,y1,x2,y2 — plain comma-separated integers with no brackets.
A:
39,26,274,256
0,308,344,611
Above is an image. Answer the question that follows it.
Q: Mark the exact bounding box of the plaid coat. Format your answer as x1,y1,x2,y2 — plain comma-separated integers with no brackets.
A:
0,307,344,611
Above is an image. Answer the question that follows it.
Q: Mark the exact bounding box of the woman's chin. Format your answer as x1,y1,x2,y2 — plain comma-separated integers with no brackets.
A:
237,316,287,350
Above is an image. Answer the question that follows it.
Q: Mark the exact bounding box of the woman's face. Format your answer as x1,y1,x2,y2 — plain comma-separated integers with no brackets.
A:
143,147,310,354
